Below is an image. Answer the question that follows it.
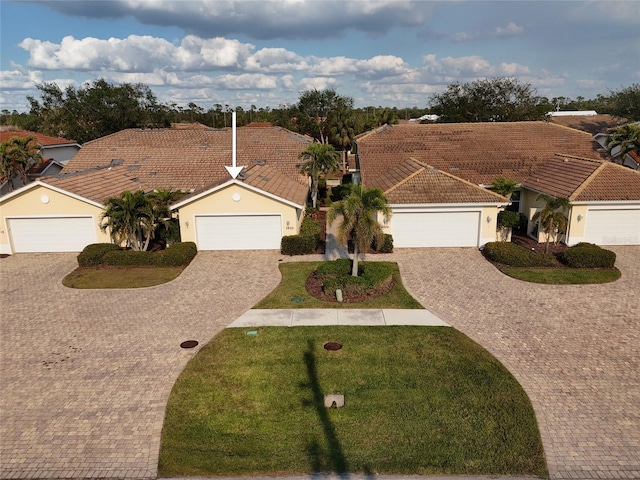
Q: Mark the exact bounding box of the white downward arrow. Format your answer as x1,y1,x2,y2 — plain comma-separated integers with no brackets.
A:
225,111,245,179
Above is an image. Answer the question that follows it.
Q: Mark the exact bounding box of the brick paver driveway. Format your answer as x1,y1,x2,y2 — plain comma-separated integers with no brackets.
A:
0,251,282,479
393,246,639,480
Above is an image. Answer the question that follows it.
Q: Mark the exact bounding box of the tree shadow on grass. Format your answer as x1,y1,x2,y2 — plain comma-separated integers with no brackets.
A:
302,339,376,478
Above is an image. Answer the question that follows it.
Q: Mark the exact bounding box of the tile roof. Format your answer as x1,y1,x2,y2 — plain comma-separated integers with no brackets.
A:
573,162,640,202
383,159,508,205
548,114,628,134
524,155,602,199
0,130,79,146
355,121,605,188
53,126,313,204
240,164,309,206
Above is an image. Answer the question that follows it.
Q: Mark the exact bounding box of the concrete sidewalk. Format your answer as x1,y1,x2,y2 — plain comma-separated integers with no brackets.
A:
226,308,450,328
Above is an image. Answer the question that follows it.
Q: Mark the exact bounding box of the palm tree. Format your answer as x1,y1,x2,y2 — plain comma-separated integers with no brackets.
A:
328,184,392,276
148,188,184,245
101,190,154,251
532,194,570,253
0,136,42,190
329,108,356,173
298,143,341,208
606,124,640,160
489,176,518,199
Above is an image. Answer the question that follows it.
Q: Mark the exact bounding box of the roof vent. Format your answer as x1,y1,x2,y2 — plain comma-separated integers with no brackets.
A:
259,175,270,182
110,158,124,166
428,167,438,173
253,159,266,166
238,172,248,180
127,165,140,171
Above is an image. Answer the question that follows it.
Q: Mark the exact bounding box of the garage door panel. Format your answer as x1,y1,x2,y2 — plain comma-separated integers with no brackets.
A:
196,215,282,250
392,211,480,247
584,209,640,245
9,217,97,253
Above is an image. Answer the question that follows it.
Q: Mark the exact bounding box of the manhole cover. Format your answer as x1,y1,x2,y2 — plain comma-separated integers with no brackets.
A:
180,340,199,349
323,341,342,351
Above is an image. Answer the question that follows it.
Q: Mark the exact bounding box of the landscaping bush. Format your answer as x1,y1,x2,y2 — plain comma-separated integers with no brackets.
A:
318,260,394,296
281,235,317,255
281,215,321,255
373,234,394,253
155,242,198,267
560,243,616,268
497,211,521,229
482,242,556,267
102,249,156,266
77,243,120,267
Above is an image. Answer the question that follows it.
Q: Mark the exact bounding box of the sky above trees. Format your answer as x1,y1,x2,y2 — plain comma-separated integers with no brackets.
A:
1,0,638,112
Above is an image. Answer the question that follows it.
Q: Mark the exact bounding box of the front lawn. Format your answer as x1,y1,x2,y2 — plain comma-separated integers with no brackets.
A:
501,267,621,284
159,326,547,477
62,265,184,288
253,261,423,309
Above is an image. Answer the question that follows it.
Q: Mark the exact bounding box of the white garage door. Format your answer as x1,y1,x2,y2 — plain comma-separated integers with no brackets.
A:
196,214,282,250
8,217,97,253
584,209,640,245
392,211,480,247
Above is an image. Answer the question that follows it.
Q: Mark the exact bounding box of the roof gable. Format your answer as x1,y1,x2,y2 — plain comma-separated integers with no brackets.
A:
0,180,103,208
0,130,79,147
573,162,640,202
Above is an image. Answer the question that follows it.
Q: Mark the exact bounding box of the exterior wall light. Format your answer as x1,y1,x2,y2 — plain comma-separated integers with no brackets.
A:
577,215,583,222
486,216,492,223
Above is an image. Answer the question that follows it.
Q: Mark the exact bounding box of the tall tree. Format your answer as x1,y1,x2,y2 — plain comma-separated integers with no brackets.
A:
0,135,42,190
328,185,392,277
607,83,640,121
295,89,354,143
298,143,341,208
489,177,518,199
27,79,169,143
329,105,357,172
606,124,640,160
147,188,185,245
429,77,544,123
101,190,154,251
532,194,570,253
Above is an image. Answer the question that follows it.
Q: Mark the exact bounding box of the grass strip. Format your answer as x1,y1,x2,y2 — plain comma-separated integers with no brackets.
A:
62,265,184,288
501,267,620,284
159,326,547,477
254,261,423,309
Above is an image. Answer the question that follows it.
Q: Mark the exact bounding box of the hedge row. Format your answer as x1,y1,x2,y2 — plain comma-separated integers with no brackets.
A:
77,242,197,267
482,242,556,267
318,260,394,297
559,243,616,268
281,216,321,255
373,234,394,253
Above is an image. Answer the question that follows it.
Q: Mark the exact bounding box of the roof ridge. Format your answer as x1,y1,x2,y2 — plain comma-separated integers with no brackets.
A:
569,161,608,201
554,153,604,163
548,122,594,137
420,161,509,201
383,162,425,195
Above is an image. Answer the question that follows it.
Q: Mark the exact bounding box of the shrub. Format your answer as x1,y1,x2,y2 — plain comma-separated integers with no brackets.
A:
103,249,156,266
281,216,321,255
482,242,556,267
373,234,393,253
77,243,120,267
560,243,616,268
155,242,197,267
497,211,521,229
318,260,394,296
281,234,317,255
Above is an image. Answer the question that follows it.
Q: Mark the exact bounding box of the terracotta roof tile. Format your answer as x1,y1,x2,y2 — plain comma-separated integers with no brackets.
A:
548,114,628,134
524,155,602,198
0,130,78,146
56,126,313,204
356,122,605,188
573,163,640,202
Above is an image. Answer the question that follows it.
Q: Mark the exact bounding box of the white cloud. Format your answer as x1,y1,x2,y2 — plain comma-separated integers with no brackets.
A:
19,35,254,72
245,48,308,73
453,22,524,42
298,77,337,91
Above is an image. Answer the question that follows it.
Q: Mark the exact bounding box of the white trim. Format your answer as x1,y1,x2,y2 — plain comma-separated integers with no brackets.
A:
390,202,506,209
0,180,104,208
171,179,305,211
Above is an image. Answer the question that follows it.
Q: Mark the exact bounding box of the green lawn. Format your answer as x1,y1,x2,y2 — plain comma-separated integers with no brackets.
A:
254,261,423,309
62,265,184,288
501,267,621,284
159,326,547,477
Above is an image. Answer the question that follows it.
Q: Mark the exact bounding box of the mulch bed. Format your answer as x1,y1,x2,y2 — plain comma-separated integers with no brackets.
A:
511,232,568,255
306,209,327,254
305,271,395,303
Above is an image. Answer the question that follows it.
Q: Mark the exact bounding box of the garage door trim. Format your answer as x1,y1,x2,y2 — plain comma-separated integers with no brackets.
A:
582,206,640,246
391,208,482,248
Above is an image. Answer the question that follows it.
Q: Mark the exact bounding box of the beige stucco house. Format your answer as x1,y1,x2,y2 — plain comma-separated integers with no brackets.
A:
0,124,313,254
354,122,640,247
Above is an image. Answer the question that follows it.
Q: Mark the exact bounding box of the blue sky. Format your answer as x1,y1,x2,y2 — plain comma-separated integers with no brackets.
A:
1,0,638,112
